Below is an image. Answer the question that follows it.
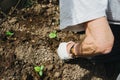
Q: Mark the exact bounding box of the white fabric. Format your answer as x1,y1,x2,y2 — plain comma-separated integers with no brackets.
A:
60,0,108,31
117,74,120,80
57,42,72,60
107,0,120,25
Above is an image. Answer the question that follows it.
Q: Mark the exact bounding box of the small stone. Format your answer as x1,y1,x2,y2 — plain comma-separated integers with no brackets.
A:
31,40,35,43
26,42,29,44
9,17,17,24
29,18,32,22
13,38,17,40
21,74,27,80
55,65,59,69
54,72,60,78
34,4,41,15
47,64,53,71
0,48,3,52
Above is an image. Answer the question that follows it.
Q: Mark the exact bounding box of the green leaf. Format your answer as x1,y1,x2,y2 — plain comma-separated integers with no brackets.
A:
6,31,14,36
40,65,44,71
49,31,57,38
34,66,41,72
39,71,43,76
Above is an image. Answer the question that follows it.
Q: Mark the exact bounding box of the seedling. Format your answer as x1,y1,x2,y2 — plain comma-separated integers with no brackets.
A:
5,31,14,36
34,65,44,76
49,31,57,38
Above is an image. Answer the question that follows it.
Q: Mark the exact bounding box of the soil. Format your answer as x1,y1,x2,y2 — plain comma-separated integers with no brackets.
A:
0,1,118,80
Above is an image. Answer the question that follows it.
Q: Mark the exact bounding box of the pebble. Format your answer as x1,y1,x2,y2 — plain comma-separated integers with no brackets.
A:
8,17,17,24
54,72,60,78
0,48,3,52
31,40,35,43
21,74,27,80
33,4,41,15
47,64,53,71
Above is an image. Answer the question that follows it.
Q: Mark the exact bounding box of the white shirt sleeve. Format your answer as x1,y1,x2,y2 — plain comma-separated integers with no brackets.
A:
60,0,108,30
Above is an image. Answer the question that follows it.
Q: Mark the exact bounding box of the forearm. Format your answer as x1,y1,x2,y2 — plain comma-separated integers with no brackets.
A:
73,17,114,57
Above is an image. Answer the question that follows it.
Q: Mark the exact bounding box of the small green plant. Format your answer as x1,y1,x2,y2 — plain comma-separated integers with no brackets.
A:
49,31,57,38
5,31,14,36
34,65,44,76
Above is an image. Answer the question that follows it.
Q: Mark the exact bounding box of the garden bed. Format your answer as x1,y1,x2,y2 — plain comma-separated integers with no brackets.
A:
0,1,117,80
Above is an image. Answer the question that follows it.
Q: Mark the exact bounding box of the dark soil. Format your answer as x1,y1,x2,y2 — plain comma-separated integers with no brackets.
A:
0,1,118,80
